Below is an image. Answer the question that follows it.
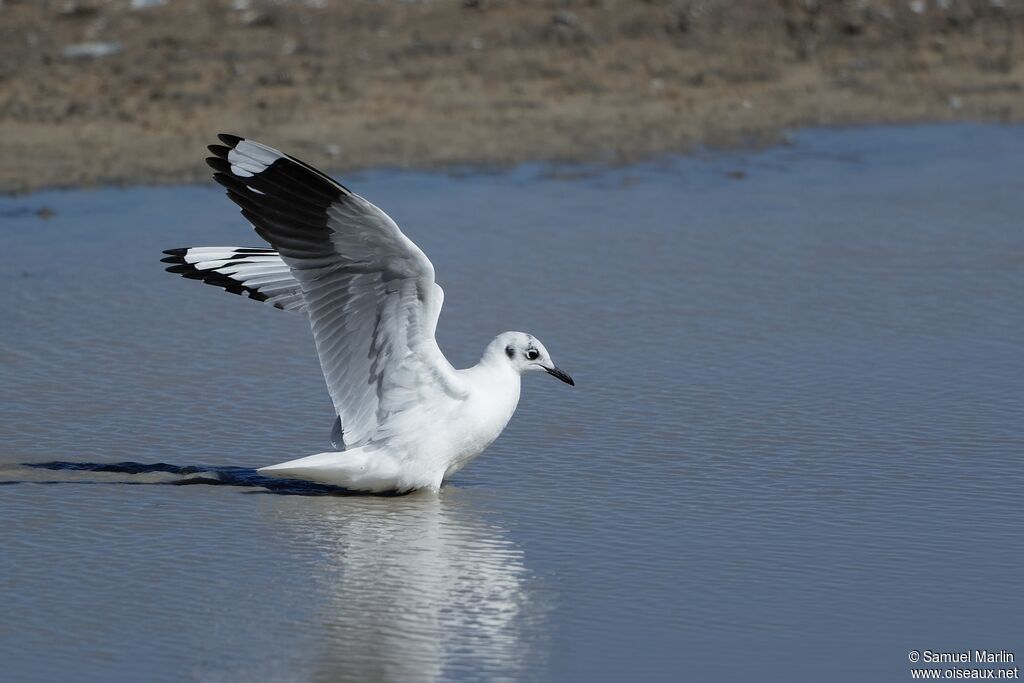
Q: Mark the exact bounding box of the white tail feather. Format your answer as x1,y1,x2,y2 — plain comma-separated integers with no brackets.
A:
258,449,411,493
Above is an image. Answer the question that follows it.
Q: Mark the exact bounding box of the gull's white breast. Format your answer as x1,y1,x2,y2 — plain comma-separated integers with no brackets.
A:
437,363,522,480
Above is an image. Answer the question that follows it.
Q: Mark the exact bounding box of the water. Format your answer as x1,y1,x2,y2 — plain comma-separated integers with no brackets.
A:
1,124,1022,682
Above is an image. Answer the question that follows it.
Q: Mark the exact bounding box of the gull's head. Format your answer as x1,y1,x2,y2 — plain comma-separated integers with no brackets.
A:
490,332,574,386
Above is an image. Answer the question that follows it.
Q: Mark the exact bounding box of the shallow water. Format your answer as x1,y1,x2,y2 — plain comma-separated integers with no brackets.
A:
1,124,1022,682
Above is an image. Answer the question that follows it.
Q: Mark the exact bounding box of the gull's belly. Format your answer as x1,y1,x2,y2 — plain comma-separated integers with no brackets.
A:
409,389,519,483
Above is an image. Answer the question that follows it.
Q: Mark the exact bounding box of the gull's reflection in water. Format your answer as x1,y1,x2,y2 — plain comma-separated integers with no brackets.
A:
269,488,544,682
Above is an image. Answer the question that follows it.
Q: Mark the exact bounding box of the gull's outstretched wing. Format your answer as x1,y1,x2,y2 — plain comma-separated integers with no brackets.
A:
207,134,467,448
161,246,307,314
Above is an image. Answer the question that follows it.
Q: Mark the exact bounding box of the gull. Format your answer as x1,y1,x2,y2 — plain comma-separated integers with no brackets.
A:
162,135,574,493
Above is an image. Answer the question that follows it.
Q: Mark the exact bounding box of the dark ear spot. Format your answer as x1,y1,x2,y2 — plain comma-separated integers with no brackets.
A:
505,345,515,359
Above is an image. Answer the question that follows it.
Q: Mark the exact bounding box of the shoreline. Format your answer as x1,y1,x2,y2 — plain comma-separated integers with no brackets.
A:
5,120,1020,199
1,0,1021,194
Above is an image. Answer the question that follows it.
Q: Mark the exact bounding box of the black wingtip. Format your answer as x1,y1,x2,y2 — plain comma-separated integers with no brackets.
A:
160,246,277,303
211,172,234,190
218,133,243,148
206,156,231,174
207,144,231,160
206,157,228,174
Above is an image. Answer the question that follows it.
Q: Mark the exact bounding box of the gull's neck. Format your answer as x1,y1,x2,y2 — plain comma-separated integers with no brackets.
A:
459,345,520,388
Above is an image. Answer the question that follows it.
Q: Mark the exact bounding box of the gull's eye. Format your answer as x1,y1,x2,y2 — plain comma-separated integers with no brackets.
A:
526,349,539,361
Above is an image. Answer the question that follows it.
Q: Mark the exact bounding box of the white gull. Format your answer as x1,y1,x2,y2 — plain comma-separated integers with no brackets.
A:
163,134,574,493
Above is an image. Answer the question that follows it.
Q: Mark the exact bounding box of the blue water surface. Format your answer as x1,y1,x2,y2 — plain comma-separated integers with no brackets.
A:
1,124,1022,682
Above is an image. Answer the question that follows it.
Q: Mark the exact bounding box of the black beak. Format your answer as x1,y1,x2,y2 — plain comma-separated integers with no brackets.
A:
545,366,575,386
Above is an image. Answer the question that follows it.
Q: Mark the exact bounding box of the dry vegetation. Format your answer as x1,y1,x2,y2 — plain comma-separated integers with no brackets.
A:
0,0,1021,192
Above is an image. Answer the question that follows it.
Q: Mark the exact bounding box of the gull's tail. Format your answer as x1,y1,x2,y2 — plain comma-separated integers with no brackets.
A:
161,246,306,314
258,449,413,494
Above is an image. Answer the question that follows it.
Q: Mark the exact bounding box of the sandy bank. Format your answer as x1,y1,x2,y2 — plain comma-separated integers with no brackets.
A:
0,0,1021,193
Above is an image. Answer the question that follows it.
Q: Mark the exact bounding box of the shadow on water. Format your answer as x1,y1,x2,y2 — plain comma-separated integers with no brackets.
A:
2,461,407,497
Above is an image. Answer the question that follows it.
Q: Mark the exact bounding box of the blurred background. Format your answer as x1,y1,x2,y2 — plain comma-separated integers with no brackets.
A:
1,0,1021,193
